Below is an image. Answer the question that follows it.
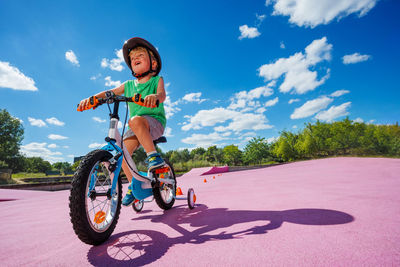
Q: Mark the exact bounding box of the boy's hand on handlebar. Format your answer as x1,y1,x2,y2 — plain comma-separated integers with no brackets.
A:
77,96,98,111
143,94,158,108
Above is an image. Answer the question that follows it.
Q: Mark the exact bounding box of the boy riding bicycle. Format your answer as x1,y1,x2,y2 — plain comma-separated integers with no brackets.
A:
78,37,167,206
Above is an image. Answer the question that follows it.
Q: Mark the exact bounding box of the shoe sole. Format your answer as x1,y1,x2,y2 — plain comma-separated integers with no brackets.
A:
148,162,165,171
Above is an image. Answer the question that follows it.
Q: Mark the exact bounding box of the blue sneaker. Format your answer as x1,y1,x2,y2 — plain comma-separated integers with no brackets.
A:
145,152,165,171
122,184,135,206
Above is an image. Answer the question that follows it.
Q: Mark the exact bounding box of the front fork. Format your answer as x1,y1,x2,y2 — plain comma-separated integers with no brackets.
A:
87,141,123,198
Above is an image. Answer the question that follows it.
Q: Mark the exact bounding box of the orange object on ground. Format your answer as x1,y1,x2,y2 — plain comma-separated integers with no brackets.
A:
176,187,183,195
94,211,106,224
204,179,207,183
213,176,215,179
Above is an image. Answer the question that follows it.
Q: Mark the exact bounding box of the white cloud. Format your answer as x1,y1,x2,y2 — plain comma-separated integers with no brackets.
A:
48,134,68,140
214,112,273,133
265,97,279,107
93,116,106,123
267,0,378,28
88,143,107,149
182,92,206,103
228,84,274,111
90,74,101,80
182,106,273,133
290,96,333,119
238,25,261,40
258,37,332,94
101,49,124,71
20,142,63,163
288,98,300,104
182,132,229,148
267,136,279,143
342,53,371,64
48,144,57,148
182,107,236,131
280,41,285,49
315,102,351,122
105,76,122,87
330,89,350,97
164,96,181,119
63,146,69,149
164,127,173,137
65,50,79,66
28,117,46,127
354,117,364,123
0,61,38,91
46,117,65,126
256,14,266,26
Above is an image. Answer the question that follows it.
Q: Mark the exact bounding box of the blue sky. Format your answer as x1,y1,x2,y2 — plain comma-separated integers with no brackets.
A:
1,0,399,163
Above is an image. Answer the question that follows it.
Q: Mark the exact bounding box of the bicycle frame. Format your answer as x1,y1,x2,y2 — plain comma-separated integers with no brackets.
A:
89,100,175,201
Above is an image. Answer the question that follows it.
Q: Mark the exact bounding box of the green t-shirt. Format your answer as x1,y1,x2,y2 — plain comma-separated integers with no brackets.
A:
124,76,166,128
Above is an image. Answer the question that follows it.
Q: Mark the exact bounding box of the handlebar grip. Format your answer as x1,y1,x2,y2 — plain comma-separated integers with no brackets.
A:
132,94,159,108
77,96,99,112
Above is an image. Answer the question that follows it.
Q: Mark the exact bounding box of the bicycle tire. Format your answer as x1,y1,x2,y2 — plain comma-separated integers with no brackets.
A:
69,149,122,245
153,159,176,210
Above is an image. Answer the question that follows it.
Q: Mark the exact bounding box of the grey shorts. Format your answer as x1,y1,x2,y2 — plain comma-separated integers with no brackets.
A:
123,115,164,141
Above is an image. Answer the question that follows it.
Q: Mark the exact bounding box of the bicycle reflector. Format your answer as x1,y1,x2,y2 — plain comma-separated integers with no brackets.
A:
94,211,106,224
155,166,170,174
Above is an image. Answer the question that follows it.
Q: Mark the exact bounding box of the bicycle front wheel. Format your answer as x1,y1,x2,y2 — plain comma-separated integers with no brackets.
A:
69,149,122,245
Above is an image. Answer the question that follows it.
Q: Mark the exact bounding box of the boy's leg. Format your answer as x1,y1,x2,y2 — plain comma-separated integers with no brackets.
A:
129,116,165,170
121,136,139,183
128,116,156,153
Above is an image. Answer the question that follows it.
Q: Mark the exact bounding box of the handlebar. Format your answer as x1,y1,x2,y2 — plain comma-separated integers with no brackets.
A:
77,93,159,112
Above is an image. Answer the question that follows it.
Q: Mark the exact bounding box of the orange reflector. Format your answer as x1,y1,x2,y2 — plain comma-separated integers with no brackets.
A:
213,176,215,179
94,211,106,224
176,187,183,195
193,194,197,203
155,166,170,174
204,179,207,183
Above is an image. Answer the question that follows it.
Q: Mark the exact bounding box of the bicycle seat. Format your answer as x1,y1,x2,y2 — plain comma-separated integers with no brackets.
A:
153,136,167,145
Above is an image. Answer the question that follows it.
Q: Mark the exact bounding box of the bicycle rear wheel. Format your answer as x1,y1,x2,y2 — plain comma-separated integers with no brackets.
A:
153,159,176,210
69,149,122,245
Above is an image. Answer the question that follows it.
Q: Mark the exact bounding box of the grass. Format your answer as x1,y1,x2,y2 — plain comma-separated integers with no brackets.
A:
12,172,74,179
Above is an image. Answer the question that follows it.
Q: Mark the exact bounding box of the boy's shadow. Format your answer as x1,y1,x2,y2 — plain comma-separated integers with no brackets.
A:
87,204,354,266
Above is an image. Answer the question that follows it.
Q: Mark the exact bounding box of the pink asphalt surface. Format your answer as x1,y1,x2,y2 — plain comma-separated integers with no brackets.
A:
1,157,400,266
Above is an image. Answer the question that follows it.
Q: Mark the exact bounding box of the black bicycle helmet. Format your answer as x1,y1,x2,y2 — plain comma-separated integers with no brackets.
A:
122,37,162,78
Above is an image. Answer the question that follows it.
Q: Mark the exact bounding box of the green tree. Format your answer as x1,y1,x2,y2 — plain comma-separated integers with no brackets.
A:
25,157,52,173
205,146,219,163
243,137,270,164
0,109,24,170
272,131,299,161
169,151,181,164
190,147,206,161
180,149,191,162
132,147,147,164
223,145,242,166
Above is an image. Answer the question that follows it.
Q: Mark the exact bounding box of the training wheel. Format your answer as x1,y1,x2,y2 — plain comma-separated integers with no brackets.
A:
187,188,196,209
132,199,144,213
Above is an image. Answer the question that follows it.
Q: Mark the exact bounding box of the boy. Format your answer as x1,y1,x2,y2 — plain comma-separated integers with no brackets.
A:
78,37,167,206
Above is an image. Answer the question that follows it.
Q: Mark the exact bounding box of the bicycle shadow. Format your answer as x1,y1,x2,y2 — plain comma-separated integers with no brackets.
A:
87,204,354,266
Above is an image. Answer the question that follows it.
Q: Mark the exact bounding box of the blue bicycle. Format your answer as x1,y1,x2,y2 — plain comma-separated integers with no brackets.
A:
69,92,196,245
